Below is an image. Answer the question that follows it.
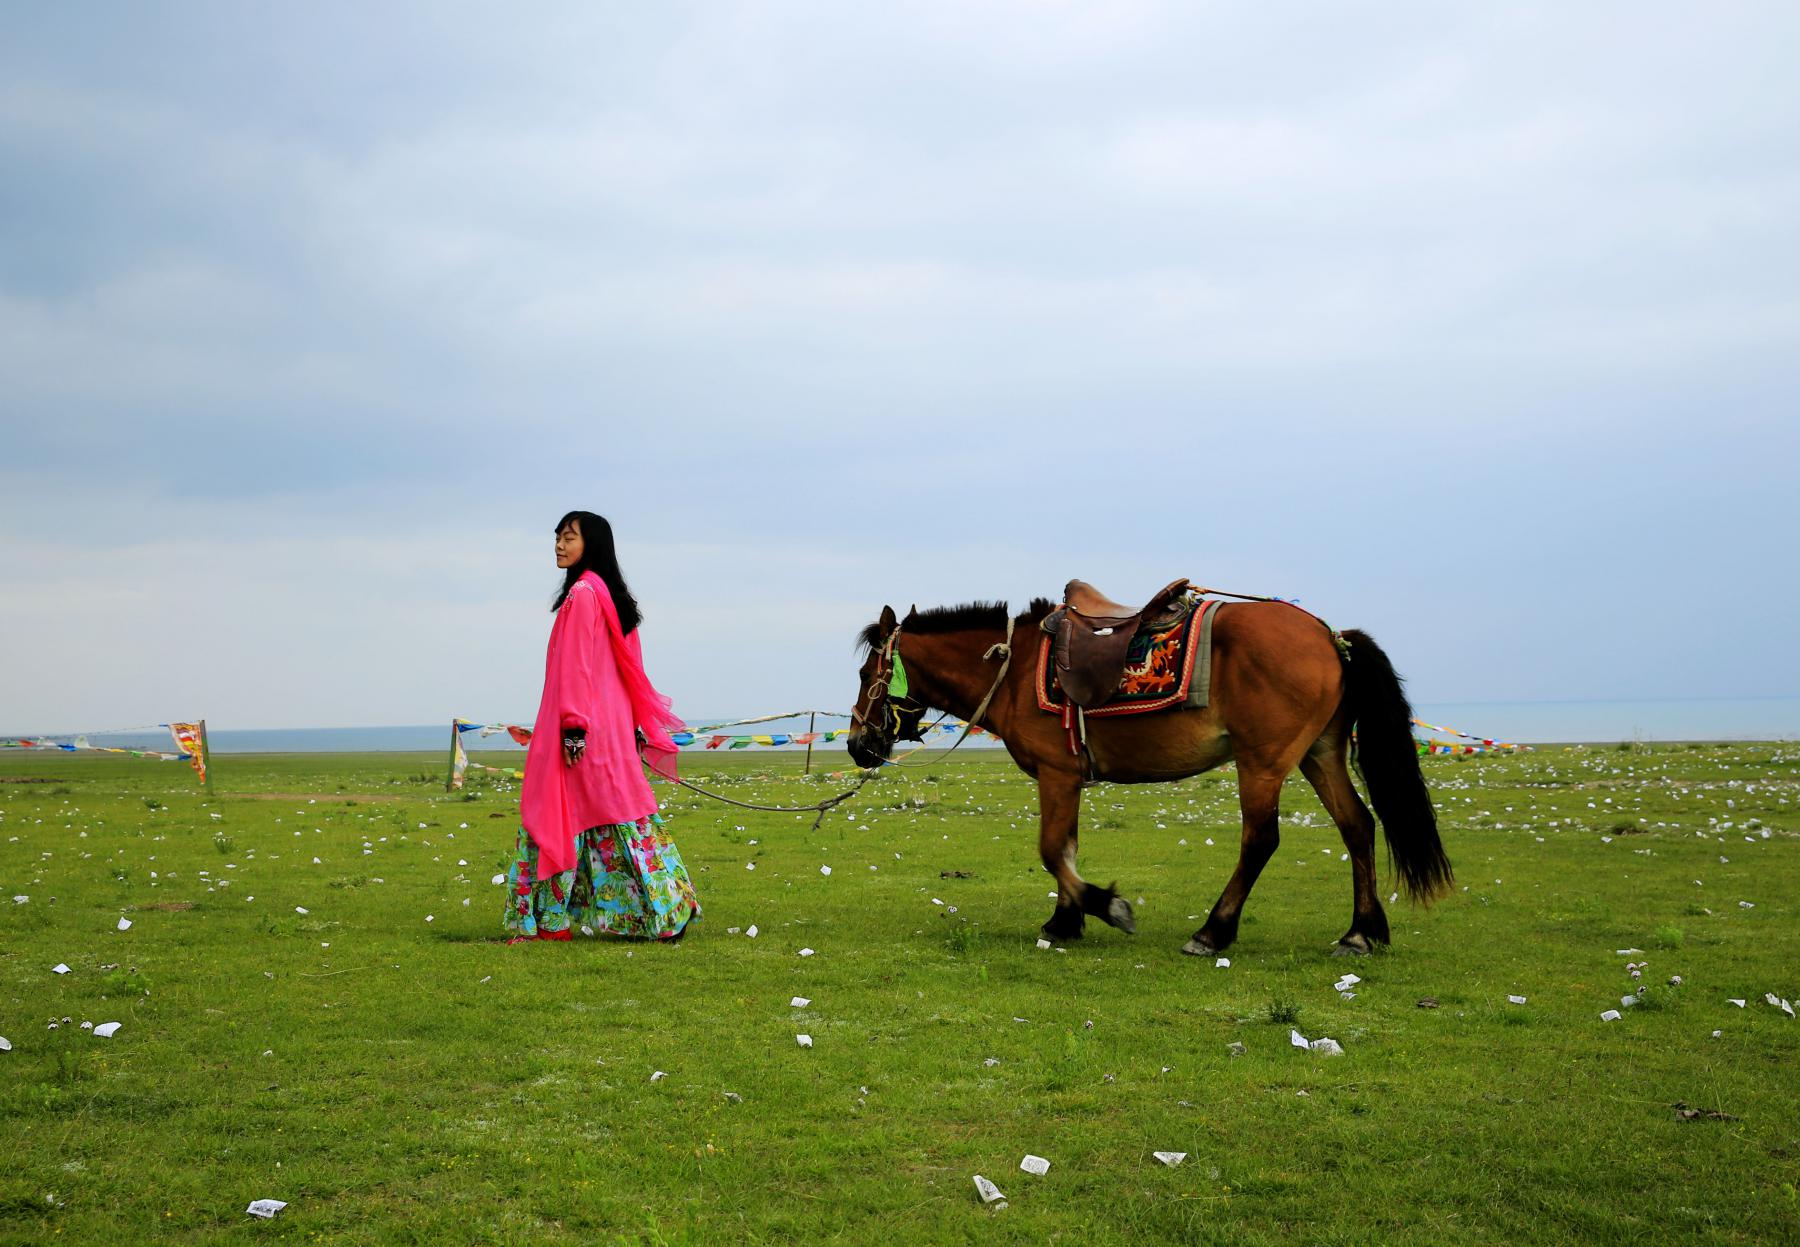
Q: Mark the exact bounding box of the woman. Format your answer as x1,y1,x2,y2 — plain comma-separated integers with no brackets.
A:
505,511,699,942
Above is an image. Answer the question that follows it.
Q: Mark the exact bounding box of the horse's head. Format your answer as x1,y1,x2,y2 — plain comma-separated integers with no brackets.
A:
847,604,927,768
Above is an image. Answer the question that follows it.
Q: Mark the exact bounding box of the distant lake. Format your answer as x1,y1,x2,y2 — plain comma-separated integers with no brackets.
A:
30,697,1800,754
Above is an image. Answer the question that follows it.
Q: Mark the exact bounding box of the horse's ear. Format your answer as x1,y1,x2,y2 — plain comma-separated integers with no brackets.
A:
905,604,918,621
879,605,898,634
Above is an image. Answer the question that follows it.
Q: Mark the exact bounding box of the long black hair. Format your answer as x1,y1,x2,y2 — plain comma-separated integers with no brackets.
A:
552,511,642,635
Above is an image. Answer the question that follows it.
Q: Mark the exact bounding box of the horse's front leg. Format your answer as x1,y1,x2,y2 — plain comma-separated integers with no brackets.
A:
1036,773,1136,941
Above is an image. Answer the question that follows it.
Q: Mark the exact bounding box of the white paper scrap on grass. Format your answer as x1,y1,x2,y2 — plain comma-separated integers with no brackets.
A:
294,907,308,915
1153,1151,1187,1167
1600,1009,1622,1022
1035,938,1052,950
491,873,505,885
973,1174,1008,1208
1784,1000,1796,1018
650,1071,667,1082
92,1022,121,1038
790,997,811,1008
796,1034,813,1048
117,917,132,931
1337,974,1362,987
52,964,70,975
1508,995,1528,1005
1289,1029,1310,1049
1728,998,1746,1007
1216,957,1231,968
798,948,814,957
1310,1038,1344,1056
0,1036,12,1052
1616,949,1644,955
746,925,758,938
245,1199,287,1219
820,865,831,876
13,895,27,904
1019,1154,1050,1176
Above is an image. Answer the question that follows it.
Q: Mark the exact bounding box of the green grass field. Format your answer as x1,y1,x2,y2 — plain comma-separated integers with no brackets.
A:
2,742,1797,1245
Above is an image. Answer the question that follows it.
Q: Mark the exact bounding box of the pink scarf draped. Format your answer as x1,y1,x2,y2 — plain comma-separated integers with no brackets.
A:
519,572,684,877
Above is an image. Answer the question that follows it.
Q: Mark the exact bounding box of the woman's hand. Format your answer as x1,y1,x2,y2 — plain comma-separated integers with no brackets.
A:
562,728,587,768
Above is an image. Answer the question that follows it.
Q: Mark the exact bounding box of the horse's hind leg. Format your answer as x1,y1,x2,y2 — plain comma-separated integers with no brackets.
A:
1036,772,1135,941
1301,740,1390,955
1183,766,1284,956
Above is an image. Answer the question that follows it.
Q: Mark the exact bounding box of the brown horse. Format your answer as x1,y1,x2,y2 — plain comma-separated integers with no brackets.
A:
847,598,1452,955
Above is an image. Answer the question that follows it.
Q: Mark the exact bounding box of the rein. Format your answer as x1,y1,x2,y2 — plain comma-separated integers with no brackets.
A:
865,617,1015,770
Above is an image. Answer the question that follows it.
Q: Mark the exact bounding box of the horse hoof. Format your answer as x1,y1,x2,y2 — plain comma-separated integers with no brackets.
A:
1107,896,1137,934
1331,939,1371,957
1181,938,1215,957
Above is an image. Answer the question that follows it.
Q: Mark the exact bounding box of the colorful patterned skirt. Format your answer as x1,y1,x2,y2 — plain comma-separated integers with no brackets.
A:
503,814,699,941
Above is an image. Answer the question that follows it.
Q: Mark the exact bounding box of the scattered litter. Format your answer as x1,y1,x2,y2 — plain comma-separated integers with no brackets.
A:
1337,974,1362,987
1622,995,1639,1008
1508,995,1528,1005
1019,1154,1050,1176
722,1091,742,1104
1035,938,1052,950
790,997,811,1008
52,964,70,975
424,915,434,923
797,948,814,957
11,896,25,904
983,1057,999,1067
820,866,831,876
1152,1151,1187,1167
1600,1009,1622,1022
1728,999,1745,1007
1669,975,1683,986
80,1021,93,1030
796,1034,813,1048
1672,1101,1739,1122
650,1071,667,1082
1227,1041,1246,1056
1739,901,1754,909
245,1199,288,1219
1615,949,1644,955
973,1174,1008,1208
92,1023,121,1038
1310,1038,1344,1056
746,925,758,938
294,907,308,915
0,1037,11,1052
1215,957,1230,968
116,917,132,931
491,874,505,885
1289,1029,1310,1049
1338,991,1356,1001
1417,997,1440,1009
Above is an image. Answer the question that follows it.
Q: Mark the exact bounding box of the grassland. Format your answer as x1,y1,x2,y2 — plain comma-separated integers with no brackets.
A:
1,742,1797,1245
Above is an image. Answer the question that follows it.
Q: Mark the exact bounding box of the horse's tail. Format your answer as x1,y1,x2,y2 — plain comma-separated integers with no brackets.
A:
1340,629,1454,904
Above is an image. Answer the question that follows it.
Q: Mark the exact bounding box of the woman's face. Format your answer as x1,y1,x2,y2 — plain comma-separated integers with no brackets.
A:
555,521,584,569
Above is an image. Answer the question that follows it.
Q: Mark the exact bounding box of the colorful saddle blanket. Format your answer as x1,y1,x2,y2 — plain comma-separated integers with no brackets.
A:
1036,598,1220,717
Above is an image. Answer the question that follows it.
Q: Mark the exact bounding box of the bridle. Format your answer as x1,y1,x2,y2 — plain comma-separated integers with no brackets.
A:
851,617,1017,764
851,624,928,745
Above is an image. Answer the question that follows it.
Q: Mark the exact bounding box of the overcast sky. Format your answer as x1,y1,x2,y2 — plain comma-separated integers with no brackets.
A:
3,2,1796,732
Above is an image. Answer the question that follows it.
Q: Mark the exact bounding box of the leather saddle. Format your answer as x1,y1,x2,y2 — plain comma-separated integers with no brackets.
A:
1042,578,1192,709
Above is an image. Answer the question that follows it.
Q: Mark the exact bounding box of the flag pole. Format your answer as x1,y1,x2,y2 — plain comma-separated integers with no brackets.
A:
446,721,462,792
803,712,815,775
198,719,214,792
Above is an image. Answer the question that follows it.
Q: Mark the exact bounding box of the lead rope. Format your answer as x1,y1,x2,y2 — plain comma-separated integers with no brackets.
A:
642,616,1018,818
638,743,882,831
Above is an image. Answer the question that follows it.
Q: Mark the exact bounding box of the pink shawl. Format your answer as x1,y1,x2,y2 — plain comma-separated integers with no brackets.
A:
519,572,684,877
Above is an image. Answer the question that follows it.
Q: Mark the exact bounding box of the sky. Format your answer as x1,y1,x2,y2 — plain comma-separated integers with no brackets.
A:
3,1,1797,732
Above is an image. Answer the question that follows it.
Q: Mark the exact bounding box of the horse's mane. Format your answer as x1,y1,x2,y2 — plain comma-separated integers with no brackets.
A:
856,598,1056,652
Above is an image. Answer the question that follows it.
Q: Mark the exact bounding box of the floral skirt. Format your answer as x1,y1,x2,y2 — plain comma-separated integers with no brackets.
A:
503,814,699,941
